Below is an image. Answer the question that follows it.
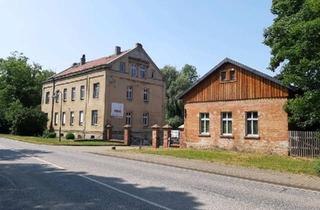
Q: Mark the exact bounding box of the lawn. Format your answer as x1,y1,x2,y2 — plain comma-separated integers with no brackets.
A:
0,134,124,146
133,148,320,176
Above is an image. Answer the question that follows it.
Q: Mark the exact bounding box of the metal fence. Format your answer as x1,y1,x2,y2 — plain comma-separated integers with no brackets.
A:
289,131,320,158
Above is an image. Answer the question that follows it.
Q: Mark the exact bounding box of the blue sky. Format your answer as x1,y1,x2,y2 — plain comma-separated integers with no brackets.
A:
0,0,275,76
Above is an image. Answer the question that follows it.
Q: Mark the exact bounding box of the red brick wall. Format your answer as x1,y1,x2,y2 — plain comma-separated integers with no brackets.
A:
184,98,288,155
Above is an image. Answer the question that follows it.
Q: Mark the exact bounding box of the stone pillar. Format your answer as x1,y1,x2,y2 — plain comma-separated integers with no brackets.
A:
162,124,172,148
151,124,160,148
178,124,186,148
105,124,112,140
123,124,131,146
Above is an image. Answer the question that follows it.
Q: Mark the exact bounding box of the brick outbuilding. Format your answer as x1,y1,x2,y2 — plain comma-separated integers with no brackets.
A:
179,58,292,155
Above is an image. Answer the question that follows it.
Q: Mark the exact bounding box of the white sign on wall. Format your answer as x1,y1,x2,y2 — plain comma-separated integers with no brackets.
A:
111,103,124,118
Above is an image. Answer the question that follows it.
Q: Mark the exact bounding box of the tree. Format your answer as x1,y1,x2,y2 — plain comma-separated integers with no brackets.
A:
264,0,320,130
0,52,54,134
161,64,199,128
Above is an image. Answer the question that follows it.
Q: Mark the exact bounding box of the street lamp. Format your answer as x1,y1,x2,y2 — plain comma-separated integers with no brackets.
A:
52,91,63,142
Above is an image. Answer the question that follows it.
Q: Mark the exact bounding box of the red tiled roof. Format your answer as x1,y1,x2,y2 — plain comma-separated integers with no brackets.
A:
52,49,131,78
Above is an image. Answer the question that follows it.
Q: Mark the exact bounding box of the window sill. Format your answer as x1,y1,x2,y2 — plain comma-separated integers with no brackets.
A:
220,135,234,139
245,135,260,140
199,133,210,137
220,80,236,84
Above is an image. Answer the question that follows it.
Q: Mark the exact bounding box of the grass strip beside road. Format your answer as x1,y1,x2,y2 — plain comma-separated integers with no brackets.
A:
132,148,319,176
0,134,123,146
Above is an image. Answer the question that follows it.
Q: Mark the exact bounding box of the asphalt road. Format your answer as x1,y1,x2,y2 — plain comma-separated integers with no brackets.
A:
0,138,319,210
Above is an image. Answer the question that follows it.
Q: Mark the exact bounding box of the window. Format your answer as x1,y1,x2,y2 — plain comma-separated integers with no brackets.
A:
220,71,227,81
131,64,137,77
93,83,99,98
54,112,59,125
63,88,67,102
80,85,85,100
246,112,258,136
151,71,154,78
143,88,149,102
120,62,126,73
221,112,232,135
125,112,132,125
91,110,98,125
55,90,60,103
230,69,235,81
143,113,149,127
71,87,76,101
127,86,133,100
45,92,50,104
140,65,146,78
199,113,210,135
79,111,84,126
62,112,66,126
70,111,74,126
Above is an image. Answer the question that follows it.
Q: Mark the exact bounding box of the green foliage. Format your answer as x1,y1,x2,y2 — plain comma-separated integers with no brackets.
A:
161,64,198,128
42,130,56,138
65,132,75,140
314,159,320,175
264,0,320,130
0,52,55,135
10,106,48,136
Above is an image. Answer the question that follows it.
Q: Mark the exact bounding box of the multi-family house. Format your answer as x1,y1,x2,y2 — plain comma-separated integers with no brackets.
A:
41,43,165,140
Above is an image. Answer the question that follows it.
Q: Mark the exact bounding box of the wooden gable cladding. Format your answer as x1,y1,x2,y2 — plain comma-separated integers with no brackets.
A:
183,63,289,103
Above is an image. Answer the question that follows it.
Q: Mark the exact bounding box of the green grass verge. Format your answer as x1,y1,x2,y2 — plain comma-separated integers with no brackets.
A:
0,134,123,146
133,148,319,176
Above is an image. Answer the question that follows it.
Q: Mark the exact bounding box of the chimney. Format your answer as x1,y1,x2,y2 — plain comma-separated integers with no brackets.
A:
115,46,121,55
80,54,86,65
136,43,143,48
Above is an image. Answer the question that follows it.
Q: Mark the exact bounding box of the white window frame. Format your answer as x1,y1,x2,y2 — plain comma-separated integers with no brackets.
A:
79,111,84,126
143,113,149,127
127,86,133,100
71,87,76,101
45,92,50,104
199,113,210,135
54,112,59,125
126,112,132,125
221,112,232,135
140,65,146,79
80,85,85,100
131,64,137,77
93,83,99,98
70,111,74,126
143,88,149,102
62,112,66,126
246,111,259,136
91,110,98,125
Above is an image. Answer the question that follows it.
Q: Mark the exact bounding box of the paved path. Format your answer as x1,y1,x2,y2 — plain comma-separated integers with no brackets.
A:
1,138,320,210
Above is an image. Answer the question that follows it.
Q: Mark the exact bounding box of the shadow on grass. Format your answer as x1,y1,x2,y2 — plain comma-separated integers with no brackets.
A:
0,149,203,210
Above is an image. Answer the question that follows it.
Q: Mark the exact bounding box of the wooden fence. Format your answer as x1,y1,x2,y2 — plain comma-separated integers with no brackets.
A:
289,131,320,158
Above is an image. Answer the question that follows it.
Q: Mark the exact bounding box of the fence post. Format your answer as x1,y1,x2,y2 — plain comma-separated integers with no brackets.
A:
178,124,186,148
162,124,172,148
151,124,160,149
105,124,112,140
123,124,132,146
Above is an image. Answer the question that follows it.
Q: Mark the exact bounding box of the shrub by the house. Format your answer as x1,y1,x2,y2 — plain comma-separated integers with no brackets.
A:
65,132,75,140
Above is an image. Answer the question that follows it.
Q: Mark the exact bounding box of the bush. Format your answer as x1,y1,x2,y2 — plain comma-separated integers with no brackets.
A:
10,106,48,136
65,132,75,140
314,159,320,175
43,130,56,138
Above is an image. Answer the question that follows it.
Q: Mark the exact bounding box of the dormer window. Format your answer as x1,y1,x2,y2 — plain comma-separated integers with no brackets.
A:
220,71,227,81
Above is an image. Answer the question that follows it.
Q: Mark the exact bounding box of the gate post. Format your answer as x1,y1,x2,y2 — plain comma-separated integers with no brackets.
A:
105,124,112,140
123,124,131,146
162,124,172,148
178,124,186,148
151,124,160,148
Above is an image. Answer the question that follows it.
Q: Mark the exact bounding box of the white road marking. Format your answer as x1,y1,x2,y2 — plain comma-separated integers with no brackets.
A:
17,151,173,210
